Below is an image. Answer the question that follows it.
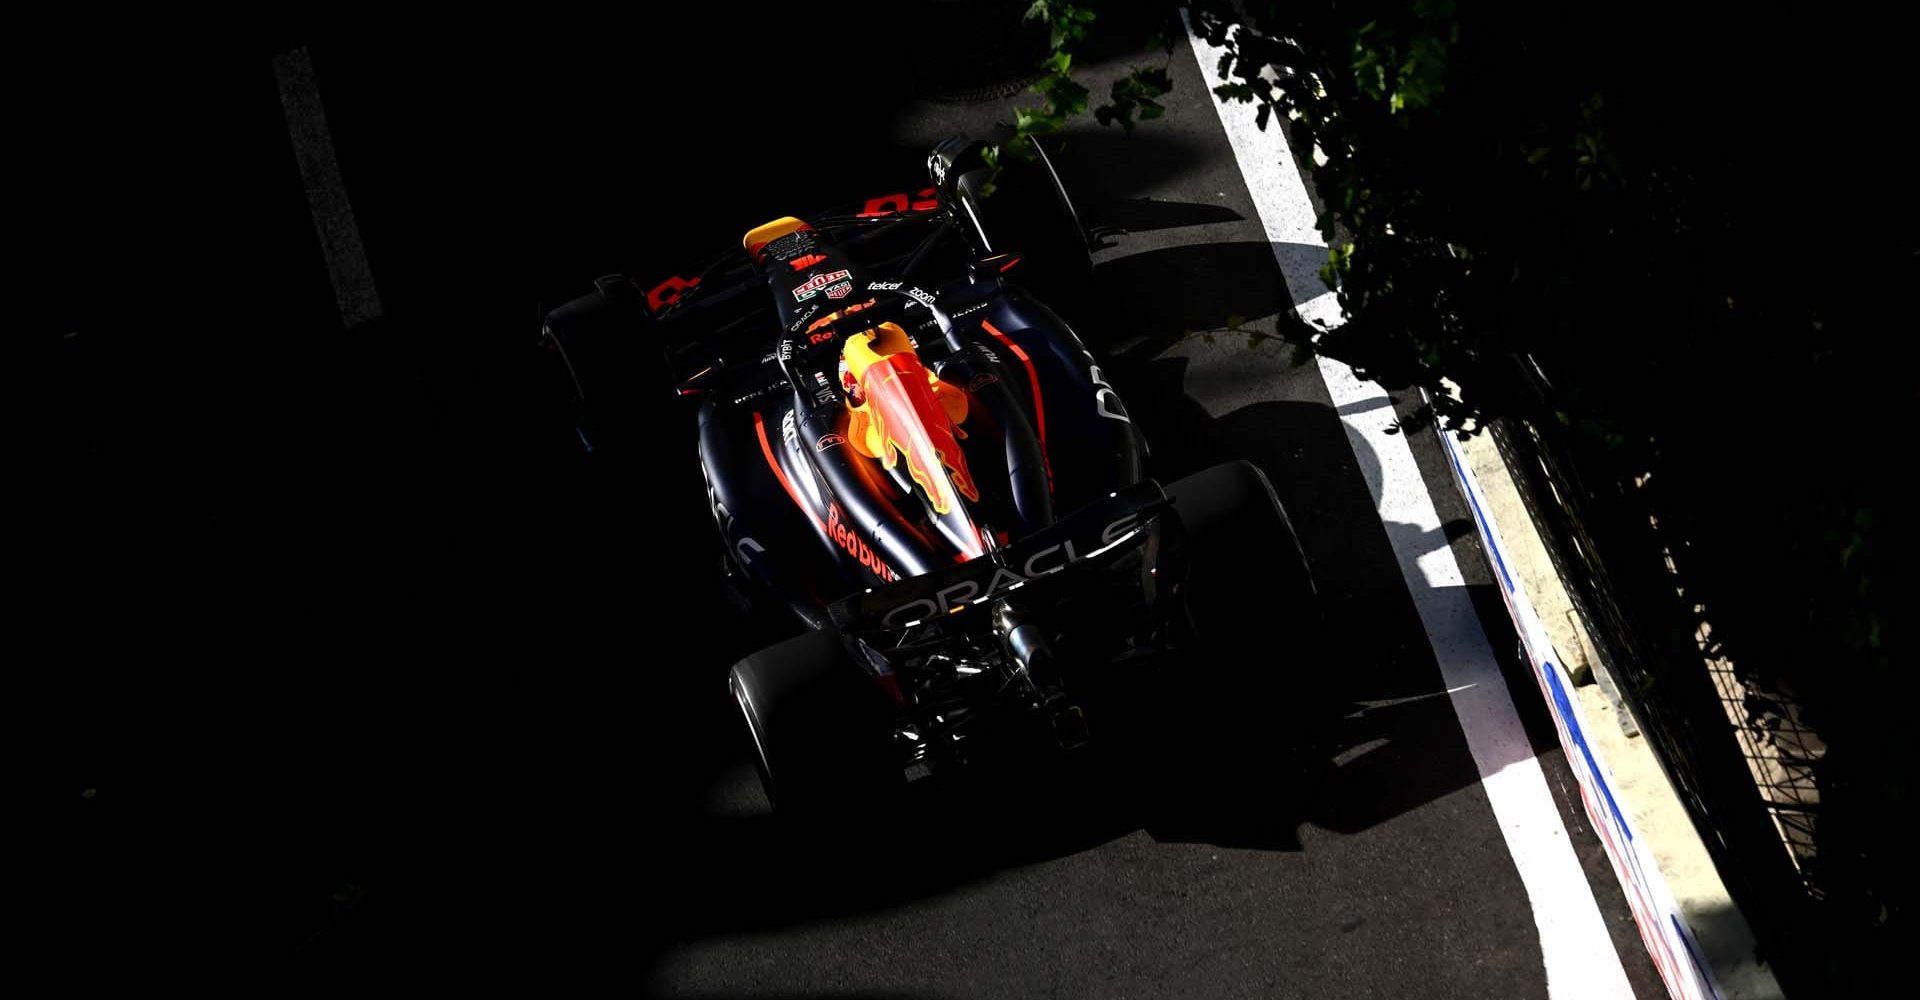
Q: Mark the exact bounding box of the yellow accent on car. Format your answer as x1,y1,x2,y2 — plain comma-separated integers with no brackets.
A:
742,216,809,254
840,322,977,514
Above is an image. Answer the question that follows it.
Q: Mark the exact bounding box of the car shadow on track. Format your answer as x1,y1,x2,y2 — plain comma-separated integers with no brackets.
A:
610,241,1543,975
634,379,1542,981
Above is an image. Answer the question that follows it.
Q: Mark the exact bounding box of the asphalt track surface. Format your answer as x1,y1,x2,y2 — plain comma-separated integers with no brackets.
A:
32,11,1663,995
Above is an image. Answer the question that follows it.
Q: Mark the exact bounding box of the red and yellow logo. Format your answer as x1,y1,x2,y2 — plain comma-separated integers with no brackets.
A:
842,323,982,546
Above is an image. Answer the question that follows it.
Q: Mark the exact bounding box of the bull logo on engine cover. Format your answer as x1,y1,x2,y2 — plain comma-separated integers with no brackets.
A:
841,323,979,521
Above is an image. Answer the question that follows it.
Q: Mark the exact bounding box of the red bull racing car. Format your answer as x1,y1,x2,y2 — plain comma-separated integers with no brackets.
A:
543,137,1318,812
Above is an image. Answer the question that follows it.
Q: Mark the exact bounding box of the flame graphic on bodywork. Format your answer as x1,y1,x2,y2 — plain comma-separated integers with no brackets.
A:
843,323,983,557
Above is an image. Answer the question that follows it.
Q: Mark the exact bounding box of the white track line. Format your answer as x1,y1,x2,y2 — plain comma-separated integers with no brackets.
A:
1184,16,1637,1000
274,47,383,329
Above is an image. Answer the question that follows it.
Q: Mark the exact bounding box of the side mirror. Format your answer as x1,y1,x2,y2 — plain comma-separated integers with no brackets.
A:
928,136,993,204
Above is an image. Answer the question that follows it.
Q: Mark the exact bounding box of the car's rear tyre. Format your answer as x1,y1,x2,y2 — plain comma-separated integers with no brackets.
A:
1163,460,1320,657
1129,462,1323,841
729,628,904,817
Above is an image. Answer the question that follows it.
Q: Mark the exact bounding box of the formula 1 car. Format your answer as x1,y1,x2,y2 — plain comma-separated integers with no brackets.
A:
543,136,1317,812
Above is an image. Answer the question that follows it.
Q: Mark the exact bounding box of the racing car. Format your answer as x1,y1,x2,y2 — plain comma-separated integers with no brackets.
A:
543,136,1318,812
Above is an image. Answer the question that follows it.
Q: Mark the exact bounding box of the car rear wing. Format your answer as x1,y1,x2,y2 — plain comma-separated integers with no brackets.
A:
828,480,1171,633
